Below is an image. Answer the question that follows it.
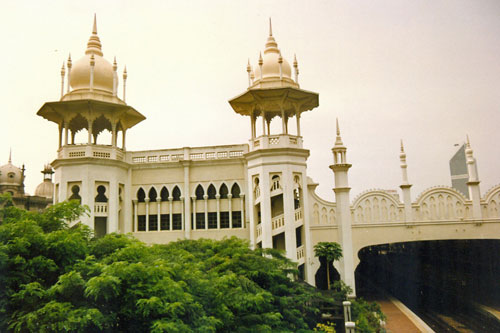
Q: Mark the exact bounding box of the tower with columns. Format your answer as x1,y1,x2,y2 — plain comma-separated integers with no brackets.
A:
37,16,145,235
229,20,319,282
465,136,482,220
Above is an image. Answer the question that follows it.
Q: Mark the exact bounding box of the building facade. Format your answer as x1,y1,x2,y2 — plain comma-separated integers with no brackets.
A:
36,18,500,294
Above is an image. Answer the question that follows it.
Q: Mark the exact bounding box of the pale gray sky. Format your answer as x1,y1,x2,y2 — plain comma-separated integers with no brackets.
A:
1,0,499,201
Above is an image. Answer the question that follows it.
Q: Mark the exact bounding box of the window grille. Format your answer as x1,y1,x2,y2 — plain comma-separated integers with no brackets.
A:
149,215,158,231
138,215,146,231
232,211,242,228
220,212,230,228
159,155,170,161
172,214,182,230
208,212,217,229
217,151,228,158
160,214,169,230
148,156,158,162
196,213,205,229
206,152,216,159
190,153,203,160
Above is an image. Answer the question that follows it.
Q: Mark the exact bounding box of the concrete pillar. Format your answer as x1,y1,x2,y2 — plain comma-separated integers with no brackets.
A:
301,172,315,285
108,180,118,233
401,184,413,223
216,194,221,229
183,163,191,238
283,168,297,260
157,198,161,231
192,196,197,230
240,194,245,228
228,194,233,228
145,198,150,232
168,197,173,230
204,195,208,229
133,199,138,232
260,171,272,248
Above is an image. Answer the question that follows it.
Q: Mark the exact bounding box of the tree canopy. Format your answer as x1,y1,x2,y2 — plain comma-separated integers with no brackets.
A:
0,197,325,332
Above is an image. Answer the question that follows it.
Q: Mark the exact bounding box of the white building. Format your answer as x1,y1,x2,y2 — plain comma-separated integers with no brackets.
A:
37,17,500,294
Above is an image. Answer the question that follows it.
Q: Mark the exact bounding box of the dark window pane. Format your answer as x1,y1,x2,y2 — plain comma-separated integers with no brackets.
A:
149,214,158,231
232,211,242,228
160,214,169,230
208,212,217,229
172,214,182,230
138,215,146,231
196,212,205,229
220,212,230,229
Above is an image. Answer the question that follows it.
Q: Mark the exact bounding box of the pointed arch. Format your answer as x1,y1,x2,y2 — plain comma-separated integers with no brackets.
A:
148,187,157,201
172,186,181,201
160,186,169,201
195,184,204,200
207,184,216,199
231,183,241,198
219,183,229,199
137,188,146,202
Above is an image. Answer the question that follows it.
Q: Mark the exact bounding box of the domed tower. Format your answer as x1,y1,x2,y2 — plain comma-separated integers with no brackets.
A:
229,20,319,283
0,152,25,197
37,16,145,236
34,164,55,200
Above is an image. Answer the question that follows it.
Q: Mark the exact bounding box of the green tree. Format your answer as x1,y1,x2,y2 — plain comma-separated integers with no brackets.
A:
1,200,327,332
314,242,342,290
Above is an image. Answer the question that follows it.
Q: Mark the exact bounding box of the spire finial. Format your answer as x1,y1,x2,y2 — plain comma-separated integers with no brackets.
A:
466,134,471,148
8,148,11,164
400,139,405,153
93,13,97,34
336,118,340,136
269,17,273,36
85,14,103,56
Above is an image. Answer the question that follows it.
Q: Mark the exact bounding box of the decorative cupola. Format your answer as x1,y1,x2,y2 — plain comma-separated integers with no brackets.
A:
0,151,25,197
228,19,318,151
36,15,145,154
332,118,348,165
34,165,54,199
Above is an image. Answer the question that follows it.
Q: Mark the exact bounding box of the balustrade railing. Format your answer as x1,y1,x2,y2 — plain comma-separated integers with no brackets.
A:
272,214,285,230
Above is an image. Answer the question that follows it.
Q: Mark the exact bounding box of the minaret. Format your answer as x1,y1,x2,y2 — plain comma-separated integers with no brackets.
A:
329,119,356,296
229,21,319,285
399,140,413,223
465,136,482,220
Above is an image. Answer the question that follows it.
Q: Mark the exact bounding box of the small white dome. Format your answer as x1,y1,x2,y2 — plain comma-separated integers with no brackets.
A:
0,162,23,186
254,35,292,80
35,180,54,199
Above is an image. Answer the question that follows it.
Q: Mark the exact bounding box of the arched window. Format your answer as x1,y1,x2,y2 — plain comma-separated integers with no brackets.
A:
195,185,204,200
219,184,228,199
95,185,108,203
137,188,146,202
160,187,169,201
149,187,157,202
69,185,81,203
172,186,181,201
231,183,241,198
207,184,216,199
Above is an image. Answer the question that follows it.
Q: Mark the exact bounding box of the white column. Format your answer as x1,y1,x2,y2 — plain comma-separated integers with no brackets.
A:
64,125,69,146
108,181,118,233
133,199,138,232
192,196,197,230
58,123,63,148
216,194,221,229
203,195,208,229
180,197,185,232
281,107,286,134
157,198,161,231
145,198,150,232
260,170,273,248
88,119,93,144
122,129,127,150
111,122,117,147
240,194,245,228
247,174,256,248
283,169,297,261
183,164,191,238
168,197,173,230
301,173,316,285
296,112,301,137
261,112,266,136
228,194,233,228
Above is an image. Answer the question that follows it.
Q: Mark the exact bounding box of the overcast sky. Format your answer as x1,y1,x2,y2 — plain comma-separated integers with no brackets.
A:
1,0,499,202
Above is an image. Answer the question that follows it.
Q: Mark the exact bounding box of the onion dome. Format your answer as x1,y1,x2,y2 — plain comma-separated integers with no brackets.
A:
68,15,114,94
251,19,298,89
34,165,54,199
0,153,23,186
